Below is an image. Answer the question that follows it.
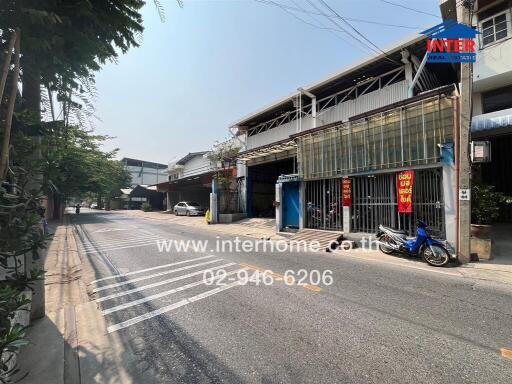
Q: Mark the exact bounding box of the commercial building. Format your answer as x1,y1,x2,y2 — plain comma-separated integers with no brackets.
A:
121,157,168,187
231,33,461,248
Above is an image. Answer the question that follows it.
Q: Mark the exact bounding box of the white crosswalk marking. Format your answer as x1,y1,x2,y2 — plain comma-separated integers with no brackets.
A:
102,268,244,315
96,263,236,302
93,259,224,293
91,255,216,284
107,281,242,333
80,235,160,249
83,241,158,254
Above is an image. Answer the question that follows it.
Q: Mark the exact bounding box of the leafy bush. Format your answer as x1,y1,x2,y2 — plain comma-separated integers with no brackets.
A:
141,202,152,212
471,183,506,225
0,179,47,383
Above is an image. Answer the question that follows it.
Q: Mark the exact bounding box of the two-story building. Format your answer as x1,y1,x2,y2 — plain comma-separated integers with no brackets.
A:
469,0,512,222
232,33,461,248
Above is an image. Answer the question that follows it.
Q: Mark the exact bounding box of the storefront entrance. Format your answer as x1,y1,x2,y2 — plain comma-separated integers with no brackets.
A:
282,181,300,229
247,158,295,218
351,168,444,236
305,179,343,231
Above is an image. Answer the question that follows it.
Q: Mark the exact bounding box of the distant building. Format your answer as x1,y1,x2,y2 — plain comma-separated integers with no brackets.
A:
121,157,168,187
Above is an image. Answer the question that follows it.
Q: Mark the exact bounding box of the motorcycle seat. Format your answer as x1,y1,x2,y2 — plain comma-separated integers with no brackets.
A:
380,226,407,235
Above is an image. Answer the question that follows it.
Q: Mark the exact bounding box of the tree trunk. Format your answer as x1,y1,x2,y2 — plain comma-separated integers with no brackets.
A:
0,30,20,180
0,31,17,104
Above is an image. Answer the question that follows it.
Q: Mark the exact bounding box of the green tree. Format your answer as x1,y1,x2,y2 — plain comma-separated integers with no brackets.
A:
0,0,146,120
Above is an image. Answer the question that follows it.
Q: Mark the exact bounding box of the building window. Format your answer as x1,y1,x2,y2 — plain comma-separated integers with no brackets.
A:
482,85,512,114
480,11,510,47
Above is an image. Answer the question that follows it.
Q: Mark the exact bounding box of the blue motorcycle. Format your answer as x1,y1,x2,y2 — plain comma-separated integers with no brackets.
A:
376,220,454,267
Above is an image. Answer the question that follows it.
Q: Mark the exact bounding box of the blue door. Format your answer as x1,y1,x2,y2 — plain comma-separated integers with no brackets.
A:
282,182,300,229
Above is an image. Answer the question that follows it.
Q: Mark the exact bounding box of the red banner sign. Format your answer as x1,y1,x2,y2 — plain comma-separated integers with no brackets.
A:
397,170,414,213
342,178,352,207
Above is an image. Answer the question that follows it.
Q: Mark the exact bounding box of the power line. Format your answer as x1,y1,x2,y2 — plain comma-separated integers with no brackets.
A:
318,0,389,56
379,0,441,19
302,0,383,56
254,0,419,29
316,0,401,64
255,0,374,55
288,0,372,54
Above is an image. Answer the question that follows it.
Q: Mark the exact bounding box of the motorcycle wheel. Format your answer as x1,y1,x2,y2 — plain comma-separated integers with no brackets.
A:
378,235,395,255
422,244,450,267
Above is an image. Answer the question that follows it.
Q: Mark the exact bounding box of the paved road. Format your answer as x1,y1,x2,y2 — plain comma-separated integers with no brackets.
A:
71,209,512,384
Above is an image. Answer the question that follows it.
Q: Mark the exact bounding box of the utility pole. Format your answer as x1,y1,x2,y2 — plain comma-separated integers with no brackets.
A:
456,0,473,263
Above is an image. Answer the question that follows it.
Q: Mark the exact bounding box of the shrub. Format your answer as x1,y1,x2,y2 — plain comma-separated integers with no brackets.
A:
471,183,505,225
141,202,152,212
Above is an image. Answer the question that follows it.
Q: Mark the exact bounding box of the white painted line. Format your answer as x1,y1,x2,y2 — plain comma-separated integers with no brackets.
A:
80,239,161,252
93,259,224,293
96,263,236,302
102,268,244,315
91,255,216,284
107,280,242,333
79,235,160,248
93,228,131,233
84,242,157,254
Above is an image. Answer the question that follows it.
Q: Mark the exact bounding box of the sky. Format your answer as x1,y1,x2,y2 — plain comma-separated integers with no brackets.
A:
93,0,442,165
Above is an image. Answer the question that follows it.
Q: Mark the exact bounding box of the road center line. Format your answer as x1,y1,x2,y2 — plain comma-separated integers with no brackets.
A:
107,281,242,333
102,268,245,315
93,259,224,292
95,262,236,302
91,255,216,284
501,348,512,360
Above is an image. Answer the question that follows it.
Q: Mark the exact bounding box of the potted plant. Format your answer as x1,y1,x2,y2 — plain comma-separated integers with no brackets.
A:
471,183,505,239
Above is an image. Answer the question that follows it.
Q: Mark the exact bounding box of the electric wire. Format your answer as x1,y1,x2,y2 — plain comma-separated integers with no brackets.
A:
254,0,420,29
379,0,442,18
316,0,402,65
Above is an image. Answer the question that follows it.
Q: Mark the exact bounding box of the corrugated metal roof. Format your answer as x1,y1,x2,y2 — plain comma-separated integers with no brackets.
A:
230,33,427,129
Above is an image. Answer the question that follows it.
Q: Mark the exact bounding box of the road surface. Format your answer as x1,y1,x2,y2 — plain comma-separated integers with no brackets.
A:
71,209,512,384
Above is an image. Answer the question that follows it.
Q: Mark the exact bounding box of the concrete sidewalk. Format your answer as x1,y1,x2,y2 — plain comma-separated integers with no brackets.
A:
17,220,141,384
334,247,512,286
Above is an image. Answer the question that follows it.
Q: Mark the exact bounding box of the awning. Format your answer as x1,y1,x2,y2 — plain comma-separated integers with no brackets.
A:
238,139,297,161
472,108,512,134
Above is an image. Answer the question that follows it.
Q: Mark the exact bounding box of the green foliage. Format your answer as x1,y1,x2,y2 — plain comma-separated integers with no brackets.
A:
39,122,131,200
141,202,152,212
206,140,241,168
471,183,507,225
0,287,31,383
0,0,145,111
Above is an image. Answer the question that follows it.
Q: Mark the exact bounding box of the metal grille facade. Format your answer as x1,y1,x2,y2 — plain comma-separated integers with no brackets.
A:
305,179,343,231
351,168,444,236
297,95,454,180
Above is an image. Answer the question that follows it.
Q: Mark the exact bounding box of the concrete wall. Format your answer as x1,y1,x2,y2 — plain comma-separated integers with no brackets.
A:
181,155,214,178
473,11,512,93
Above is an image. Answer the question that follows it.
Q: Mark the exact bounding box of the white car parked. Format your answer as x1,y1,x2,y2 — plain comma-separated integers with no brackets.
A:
173,201,205,216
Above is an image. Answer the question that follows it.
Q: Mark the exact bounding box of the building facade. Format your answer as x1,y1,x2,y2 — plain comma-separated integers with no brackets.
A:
121,157,168,187
231,34,461,248
470,0,512,222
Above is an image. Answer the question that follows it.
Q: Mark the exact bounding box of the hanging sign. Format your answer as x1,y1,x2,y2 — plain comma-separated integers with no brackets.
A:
342,178,352,207
397,170,415,213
